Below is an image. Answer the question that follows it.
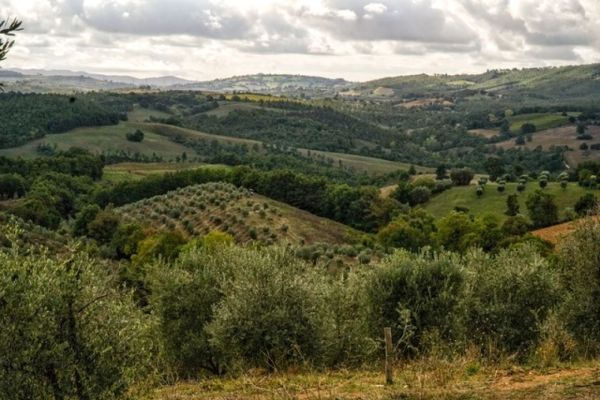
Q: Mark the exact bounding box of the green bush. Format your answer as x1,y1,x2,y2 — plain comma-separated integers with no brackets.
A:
463,247,561,357
364,250,465,356
206,247,329,371
558,219,600,353
149,247,233,376
0,227,155,399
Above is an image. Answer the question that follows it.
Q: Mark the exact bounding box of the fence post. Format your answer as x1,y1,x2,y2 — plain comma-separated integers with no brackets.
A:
384,327,393,385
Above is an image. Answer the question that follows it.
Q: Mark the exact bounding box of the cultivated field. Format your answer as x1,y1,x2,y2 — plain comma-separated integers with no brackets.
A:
102,162,225,182
424,182,592,223
494,125,600,166
507,113,571,133
117,182,356,245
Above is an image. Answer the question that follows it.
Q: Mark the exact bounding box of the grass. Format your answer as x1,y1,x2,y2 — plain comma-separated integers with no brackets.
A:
0,121,190,160
424,182,594,223
102,162,226,183
508,113,570,133
143,361,600,400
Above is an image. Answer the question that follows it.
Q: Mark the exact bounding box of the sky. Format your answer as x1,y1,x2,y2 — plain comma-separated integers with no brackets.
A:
1,0,600,82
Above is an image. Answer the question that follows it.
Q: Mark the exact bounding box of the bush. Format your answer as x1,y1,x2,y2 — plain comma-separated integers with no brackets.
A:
558,218,600,352
450,168,474,186
126,129,144,142
0,227,155,399
574,193,597,216
149,247,233,376
364,250,465,356
463,247,561,356
408,186,431,206
207,247,329,371
526,190,558,228
521,123,537,134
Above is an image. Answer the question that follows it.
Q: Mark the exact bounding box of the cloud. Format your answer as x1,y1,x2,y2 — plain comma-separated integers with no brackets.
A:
2,0,600,81
300,0,477,44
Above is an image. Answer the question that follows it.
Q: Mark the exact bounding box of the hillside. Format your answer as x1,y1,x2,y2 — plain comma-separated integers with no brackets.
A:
172,73,351,95
424,181,591,223
359,63,600,100
116,182,357,245
494,124,600,166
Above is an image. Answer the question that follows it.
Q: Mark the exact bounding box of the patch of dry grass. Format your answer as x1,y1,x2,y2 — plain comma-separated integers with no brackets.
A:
144,360,600,400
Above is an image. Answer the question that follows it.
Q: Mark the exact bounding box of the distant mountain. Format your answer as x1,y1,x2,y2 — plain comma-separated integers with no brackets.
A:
6,68,195,87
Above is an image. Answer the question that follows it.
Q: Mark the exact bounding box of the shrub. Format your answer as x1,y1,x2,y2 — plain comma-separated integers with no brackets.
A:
450,168,474,186
86,207,120,244
574,193,597,216
463,247,561,356
126,129,145,142
0,228,155,398
408,186,431,206
526,190,558,228
207,247,329,371
364,250,465,356
132,231,186,265
521,123,537,134
558,218,600,353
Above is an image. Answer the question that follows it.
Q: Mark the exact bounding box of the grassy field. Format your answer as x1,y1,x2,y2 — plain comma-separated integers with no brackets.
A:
144,362,600,400
0,121,191,160
507,113,570,133
117,182,357,245
102,162,226,183
424,182,593,223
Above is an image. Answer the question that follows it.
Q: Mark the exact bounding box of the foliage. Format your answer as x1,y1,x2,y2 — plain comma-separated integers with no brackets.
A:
450,168,474,186
364,250,465,356
463,247,561,356
558,219,600,351
207,246,330,371
126,129,145,142
574,193,597,216
505,193,520,216
0,227,155,399
377,209,436,252
526,190,559,228
0,18,21,63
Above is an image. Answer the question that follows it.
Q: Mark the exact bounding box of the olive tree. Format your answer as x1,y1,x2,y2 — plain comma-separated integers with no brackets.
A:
0,224,156,400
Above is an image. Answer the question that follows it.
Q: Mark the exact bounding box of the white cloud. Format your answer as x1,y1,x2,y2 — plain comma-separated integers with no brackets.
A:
364,3,387,14
1,0,599,81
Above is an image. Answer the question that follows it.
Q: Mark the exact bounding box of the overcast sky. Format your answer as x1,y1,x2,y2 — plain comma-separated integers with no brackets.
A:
1,0,599,81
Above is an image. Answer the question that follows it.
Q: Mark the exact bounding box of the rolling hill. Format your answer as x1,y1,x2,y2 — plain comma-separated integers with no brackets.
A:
424,181,592,224
116,182,357,245
359,63,600,99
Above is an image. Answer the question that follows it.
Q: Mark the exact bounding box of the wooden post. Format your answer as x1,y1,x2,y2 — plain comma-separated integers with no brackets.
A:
384,327,393,385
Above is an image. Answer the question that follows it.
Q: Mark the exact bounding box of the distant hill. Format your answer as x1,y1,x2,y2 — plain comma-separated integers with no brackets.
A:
6,68,195,87
173,73,352,95
0,69,351,96
356,63,600,100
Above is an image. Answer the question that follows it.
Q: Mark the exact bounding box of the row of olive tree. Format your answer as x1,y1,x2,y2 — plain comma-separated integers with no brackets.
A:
146,228,599,377
2,215,599,396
